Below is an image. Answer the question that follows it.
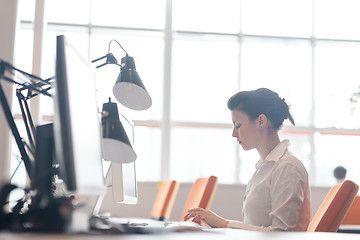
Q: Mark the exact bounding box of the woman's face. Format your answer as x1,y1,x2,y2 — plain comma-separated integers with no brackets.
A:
231,110,260,151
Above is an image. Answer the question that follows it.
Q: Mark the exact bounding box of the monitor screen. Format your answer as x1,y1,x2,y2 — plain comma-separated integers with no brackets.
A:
54,35,105,195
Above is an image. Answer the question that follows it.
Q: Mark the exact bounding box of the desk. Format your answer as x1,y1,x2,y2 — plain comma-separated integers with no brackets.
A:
0,229,360,240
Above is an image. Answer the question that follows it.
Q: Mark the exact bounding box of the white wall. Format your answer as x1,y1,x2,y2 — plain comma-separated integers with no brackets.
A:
0,0,18,187
97,182,330,222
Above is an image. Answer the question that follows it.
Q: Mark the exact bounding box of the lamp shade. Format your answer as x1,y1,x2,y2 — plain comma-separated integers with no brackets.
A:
113,55,152,111
102,98,137,163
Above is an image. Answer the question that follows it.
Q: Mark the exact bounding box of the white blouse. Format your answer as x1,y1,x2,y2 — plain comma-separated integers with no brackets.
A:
227,140,311,231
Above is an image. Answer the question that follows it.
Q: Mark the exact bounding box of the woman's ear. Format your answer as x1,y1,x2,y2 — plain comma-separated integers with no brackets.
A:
258,114,268,128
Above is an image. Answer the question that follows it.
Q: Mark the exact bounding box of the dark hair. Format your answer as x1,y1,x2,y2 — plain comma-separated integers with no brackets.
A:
227,88,295,130
333,166,347,179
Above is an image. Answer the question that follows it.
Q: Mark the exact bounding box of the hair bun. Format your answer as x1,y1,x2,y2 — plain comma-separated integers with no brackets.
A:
228,88,295,129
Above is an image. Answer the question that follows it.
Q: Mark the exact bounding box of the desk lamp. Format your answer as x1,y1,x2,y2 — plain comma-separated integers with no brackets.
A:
92,39,152,111
102,98,136,163
92,39,152,163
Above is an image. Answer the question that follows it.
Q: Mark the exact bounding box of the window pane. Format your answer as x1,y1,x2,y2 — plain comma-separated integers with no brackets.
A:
173,0,240,34
91,0,165,29
171,34,239,123
18,0,35,22
90,29,164,121
315,0,360,40
46,0,90,24
314,134,360,186
241,37,312,127
242,0,312,37
170,127,236,183
13,28,34,116
314,41,360,129
14,28,33,76
134,126,161,181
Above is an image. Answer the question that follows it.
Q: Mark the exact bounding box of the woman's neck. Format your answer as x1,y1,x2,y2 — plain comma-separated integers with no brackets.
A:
257,133,281,160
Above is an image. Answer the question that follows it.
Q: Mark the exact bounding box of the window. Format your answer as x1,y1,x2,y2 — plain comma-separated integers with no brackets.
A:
171,33,239,123
314,0,360,40
241,37,312,126
12,0,360,187
241,0,312,38
314,41,360,129
173,0,241,34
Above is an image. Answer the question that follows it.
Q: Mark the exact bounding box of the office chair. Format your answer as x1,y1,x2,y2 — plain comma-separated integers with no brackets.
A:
150,180,180,221
180,175,218,223
307,180,359,232
341,195,360,225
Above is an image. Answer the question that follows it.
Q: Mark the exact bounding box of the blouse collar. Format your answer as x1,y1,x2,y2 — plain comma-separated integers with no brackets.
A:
255,140,290,169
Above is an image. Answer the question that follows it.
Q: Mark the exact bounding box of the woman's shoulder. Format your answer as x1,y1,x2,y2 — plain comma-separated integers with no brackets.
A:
276,150,308,173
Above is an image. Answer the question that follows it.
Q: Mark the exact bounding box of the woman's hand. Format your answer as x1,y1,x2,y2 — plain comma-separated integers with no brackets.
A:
182,207,229,228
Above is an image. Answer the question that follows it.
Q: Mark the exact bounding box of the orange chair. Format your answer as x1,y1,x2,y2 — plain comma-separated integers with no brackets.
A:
341,195,360,225
180,175,218,223
150,180,180,221
307,180,359,232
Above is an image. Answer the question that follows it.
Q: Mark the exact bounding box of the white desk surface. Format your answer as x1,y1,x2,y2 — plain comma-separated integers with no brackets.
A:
0,228,359,240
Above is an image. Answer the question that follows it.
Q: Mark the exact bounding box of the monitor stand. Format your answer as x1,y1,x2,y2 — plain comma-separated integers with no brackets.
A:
33,123,55,206
15,123,73,232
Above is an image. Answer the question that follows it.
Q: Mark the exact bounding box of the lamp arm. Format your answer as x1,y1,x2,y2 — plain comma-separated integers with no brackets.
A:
0,60,52,183
91,53,121,69
92,39,129,69
2,76,52,98
17,75,54,99
17,92,36,154
91,54,108,64
0,82,33,179
2,60,49,85
0,60,52,98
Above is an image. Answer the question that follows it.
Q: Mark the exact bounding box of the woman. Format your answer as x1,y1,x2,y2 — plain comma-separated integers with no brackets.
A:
183,88,311,231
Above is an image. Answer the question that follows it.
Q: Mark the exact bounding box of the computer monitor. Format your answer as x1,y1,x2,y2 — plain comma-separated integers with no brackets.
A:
54,35,105,195
111,114,137,204
93,115,137,214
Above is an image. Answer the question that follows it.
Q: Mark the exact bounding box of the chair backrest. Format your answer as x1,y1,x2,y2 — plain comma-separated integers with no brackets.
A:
180,175,218,222
150,180,180,221
307,180,359,232
341,195,360,225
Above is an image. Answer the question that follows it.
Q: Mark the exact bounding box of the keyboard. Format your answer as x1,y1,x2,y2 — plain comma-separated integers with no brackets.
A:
337,225,360,234
89,216,205,234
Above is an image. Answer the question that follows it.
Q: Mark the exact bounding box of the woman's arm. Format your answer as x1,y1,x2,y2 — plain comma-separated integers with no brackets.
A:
183,209,274,231
182,208,229,228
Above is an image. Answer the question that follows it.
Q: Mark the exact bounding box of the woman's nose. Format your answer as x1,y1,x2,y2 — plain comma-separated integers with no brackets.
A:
232,128,237,137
